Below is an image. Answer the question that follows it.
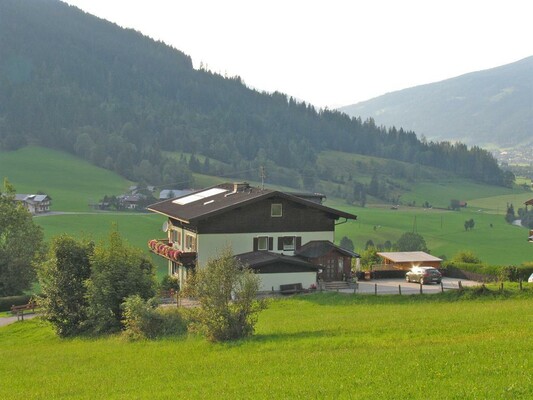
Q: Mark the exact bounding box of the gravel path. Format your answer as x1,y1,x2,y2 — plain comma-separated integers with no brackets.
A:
0,313,39,327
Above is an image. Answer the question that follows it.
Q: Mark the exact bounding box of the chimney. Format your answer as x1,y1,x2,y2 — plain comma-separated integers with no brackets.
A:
233,182,250,193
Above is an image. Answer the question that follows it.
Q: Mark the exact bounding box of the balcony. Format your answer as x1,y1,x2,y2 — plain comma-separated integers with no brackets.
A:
148,239,196,265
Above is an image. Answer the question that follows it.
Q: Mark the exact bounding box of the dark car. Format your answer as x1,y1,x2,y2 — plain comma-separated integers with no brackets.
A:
405,266,442,285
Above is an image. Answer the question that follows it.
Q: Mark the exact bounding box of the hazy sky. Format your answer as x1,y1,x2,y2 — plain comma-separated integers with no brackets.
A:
63,0,532,108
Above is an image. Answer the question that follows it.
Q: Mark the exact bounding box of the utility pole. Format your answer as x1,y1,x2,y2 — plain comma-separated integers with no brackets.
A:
260,166,266,190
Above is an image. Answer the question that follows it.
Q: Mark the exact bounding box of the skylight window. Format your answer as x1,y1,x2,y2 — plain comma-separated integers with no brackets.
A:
172,188,227,205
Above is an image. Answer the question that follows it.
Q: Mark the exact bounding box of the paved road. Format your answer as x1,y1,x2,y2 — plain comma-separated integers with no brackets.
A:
334,277,480,295
0,313,39,327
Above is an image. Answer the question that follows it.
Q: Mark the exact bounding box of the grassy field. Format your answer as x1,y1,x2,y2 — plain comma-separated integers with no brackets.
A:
1,292,532,399
3,146,533,266
0,146,131,211
35,213,168,279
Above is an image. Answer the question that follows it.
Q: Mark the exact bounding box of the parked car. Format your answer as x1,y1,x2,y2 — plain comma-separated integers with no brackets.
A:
405,266,442,285
528,273,533,283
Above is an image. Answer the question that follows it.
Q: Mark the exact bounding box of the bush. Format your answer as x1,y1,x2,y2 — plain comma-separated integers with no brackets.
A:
122,295,187,340
443,261,533,282
160,275,180,292
187,247,267,342
0,295,33,312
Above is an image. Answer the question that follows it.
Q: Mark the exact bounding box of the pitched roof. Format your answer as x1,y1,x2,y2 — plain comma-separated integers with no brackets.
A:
147,182,357,223
235,251,318,271
295,240,360,258
377,251,442,263
525,199,533,206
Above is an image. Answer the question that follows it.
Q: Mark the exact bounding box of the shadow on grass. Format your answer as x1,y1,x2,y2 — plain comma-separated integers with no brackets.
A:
252,329,338,343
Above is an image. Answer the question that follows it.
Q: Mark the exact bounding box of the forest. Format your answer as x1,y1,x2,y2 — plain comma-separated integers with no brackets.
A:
0,0,513,194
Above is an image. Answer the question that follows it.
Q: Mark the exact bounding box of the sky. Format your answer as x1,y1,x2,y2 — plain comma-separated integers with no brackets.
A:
62,0,533,109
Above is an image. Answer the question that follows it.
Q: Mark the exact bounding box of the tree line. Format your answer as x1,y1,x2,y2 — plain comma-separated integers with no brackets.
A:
0,0,512,191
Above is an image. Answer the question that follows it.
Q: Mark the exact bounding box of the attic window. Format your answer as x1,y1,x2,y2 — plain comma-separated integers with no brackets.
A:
271,203,282,217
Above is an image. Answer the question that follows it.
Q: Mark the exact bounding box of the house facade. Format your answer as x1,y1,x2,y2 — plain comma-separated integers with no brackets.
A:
147,182,357,291
14,194,51,214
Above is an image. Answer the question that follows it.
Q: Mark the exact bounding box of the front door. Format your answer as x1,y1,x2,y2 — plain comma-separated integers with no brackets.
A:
322,257,343,281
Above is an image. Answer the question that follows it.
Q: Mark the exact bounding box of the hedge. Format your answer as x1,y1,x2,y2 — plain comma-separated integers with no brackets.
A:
0,295,33,312
442,261,533,282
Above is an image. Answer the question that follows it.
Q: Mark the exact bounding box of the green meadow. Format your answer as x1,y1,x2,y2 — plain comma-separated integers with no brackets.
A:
2,146,533,267
0,146,132,211
1,293,532,399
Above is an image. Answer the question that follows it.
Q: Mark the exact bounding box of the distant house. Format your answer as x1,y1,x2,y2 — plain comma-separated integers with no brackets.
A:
376,251,442,270
118,194,142,210
147,182,357,292
159,189,194,200
14,194,51,214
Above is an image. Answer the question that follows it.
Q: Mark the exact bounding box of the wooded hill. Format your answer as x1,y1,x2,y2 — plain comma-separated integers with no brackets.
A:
0,0,511,194
340,56,533,149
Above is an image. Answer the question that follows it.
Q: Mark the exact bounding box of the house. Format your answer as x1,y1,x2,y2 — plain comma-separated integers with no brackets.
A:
118,194,142,210
295,240,359,281
14,194,51,214
376,251,442,270
159,189,194,200
147,182,357,292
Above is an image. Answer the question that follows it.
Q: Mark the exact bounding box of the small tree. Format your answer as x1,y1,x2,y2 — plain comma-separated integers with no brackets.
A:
188,247,266,342
38,235,93,337
452,251,481,264
0,179,45,296
359,247,381,270
395,232,428,252
85,229,156,334
339,236,355,252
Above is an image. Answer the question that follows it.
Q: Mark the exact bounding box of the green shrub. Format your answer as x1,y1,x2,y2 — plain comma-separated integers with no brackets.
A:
443,261,533,282
160,275,180,292
121,295,187,340
0,295,33,312
187,247,267,342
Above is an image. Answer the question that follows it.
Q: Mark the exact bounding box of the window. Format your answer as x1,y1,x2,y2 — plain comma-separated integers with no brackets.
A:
254,236,273,251
257,236,268,251
171,229,181,246
278,236,302,251
185,234,196,251
271,203,282,217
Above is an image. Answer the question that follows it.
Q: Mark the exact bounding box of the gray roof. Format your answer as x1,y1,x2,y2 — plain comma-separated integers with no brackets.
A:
14,194,50,203
295,240,359,259
377,251,442,263
147,182,357,224
235,251,318,270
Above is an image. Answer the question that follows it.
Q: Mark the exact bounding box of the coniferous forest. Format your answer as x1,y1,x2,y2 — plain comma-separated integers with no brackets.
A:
0,0,512,193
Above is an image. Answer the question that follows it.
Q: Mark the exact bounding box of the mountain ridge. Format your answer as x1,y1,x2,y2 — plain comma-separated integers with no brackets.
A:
339,56,533,148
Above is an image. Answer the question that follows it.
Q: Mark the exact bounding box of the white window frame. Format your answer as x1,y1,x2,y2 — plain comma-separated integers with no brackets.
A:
271,203,282,217
282,236,295,251
257,236,269,251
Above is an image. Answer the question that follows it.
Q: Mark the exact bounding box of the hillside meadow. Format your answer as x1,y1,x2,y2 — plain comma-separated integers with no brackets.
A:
3,146,533,267
1,292,532,399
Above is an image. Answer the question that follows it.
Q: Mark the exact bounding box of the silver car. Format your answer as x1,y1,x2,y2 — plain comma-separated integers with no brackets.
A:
405,266,442,285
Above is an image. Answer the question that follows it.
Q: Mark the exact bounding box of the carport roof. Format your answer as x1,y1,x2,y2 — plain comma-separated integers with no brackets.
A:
377,251,442,263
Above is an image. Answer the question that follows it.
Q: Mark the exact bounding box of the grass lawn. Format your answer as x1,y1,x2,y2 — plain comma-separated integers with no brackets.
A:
0,293,532,399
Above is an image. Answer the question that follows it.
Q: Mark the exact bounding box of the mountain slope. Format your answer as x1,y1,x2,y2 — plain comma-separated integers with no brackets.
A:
0,0,508,191
340,57,533,148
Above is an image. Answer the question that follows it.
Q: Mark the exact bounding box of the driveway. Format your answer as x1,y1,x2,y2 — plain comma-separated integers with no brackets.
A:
334,277,480,295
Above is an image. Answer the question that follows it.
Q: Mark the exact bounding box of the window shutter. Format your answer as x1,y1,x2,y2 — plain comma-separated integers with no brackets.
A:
268,237,273,250
253,237,258,252
296,236,302,249
278,237,283,250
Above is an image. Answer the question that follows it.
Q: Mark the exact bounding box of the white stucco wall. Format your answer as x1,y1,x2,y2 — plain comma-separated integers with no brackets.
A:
196,231,334,267
258,272,317,292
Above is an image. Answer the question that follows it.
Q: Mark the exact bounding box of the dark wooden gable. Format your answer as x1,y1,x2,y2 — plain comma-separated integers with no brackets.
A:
196,195,336,234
